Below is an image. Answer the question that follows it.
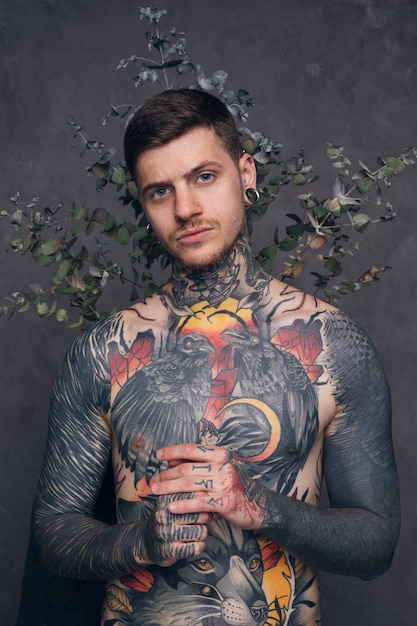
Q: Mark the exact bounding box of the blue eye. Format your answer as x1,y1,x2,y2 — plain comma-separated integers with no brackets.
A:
153,187,168,198
199,173,212,183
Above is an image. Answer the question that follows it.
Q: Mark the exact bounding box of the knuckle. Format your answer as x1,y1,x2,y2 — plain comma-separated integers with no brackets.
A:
178,463,189,477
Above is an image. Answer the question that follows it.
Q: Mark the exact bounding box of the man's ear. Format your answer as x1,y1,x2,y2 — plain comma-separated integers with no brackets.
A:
239,152,257,188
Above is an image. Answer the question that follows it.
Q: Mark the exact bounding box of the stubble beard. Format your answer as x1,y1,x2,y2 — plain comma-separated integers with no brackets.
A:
171,216,246,274
171,186,247,273
179,242,235,274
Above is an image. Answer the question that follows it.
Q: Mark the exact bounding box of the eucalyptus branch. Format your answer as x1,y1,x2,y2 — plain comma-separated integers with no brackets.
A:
1,5,415,325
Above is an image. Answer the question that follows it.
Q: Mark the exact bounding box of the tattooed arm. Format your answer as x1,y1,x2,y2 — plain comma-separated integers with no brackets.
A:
153,311,400,579
33,317,209,580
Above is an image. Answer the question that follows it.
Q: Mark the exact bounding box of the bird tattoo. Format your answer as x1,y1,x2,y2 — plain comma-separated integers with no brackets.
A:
218,328,319,494
110,332,214,521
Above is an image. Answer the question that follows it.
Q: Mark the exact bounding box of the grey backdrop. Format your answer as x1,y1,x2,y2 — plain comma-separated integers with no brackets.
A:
1,1,416,624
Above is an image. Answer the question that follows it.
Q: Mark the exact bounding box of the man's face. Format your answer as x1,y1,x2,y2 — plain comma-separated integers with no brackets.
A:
135,127,256,272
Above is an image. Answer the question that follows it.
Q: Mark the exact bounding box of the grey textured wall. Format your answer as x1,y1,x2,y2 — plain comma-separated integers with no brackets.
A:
1,1,416,624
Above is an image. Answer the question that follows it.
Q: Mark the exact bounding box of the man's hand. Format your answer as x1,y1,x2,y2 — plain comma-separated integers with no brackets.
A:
141,491,211,567
151,443,268,531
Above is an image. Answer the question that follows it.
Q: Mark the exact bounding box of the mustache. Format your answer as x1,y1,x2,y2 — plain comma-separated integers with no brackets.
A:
171,219,220,239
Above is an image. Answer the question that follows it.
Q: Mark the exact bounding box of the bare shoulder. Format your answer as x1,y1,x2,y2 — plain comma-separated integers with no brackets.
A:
112,293,171,347
266,279,385,427
267,278,336,326
267,279,371,333
268,279,382,377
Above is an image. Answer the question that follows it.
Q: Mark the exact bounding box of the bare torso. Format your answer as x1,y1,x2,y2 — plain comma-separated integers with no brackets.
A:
102,279,336,626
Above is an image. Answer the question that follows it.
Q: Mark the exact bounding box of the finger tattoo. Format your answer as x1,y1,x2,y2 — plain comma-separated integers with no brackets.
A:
192,464,212,472
173,524,205,542
195,478,214,489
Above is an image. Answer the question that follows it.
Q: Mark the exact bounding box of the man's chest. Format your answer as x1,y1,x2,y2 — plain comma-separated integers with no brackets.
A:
109,300,332,508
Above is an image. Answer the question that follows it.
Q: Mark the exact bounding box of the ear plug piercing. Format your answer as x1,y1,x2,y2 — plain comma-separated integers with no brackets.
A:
245,187,260,204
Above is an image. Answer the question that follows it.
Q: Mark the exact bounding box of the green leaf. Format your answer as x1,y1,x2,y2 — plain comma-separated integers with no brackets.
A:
92,163,110,179
144,282,160,297
9,238,22,250
385,157,406,175
67,314,84,329
278,239,298,251
292,173,307,185
259,244,277,261
324,257,342,276
116,226,131,245
96,178,108,191
122,222,138,235
72,206,88,220
11,209,23,225
130,280,139,301
353,213,371,232
110,165,126,186
35,302,50,316
104,215,116,232
354,177,372,194
97,147,116,164
92,207,110,223
311,272,329,289
35,238,62,256
326,145,344,160
132,226,148,246
151,59,183,70
286,213,303,223
341,278,358,288
55,259,72,281
284,156,299,173
286,222,305,239
33,254,57,267
56,308,69,323
177,61,194,74
241,138,255,154
323,288,338,303
338,284,356,295
29,283,44,294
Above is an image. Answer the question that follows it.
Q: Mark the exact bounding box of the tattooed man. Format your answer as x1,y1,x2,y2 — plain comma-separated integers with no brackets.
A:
33,89,400,626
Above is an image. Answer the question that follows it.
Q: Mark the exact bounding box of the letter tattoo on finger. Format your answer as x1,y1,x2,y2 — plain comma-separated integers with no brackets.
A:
195,478,214,489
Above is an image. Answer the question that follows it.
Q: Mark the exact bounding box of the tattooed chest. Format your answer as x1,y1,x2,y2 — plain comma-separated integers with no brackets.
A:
110,322,322,520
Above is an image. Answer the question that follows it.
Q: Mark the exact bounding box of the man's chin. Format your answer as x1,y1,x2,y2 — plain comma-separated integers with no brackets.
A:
173,247,231,274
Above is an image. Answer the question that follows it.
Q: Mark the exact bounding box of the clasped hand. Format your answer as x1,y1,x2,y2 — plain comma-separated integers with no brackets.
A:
153,443,266,529
142,444,267,567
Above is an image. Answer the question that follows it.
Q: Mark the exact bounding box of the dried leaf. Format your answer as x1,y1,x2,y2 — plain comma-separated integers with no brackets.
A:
307,233,327,250
106,584,133,615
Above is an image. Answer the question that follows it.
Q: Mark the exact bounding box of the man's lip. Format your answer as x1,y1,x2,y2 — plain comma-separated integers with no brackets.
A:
176,227,213,244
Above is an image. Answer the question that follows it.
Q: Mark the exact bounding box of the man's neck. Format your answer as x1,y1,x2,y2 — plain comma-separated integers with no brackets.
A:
160,231,271,312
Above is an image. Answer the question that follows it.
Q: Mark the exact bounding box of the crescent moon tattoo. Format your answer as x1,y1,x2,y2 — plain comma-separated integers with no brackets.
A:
215,397,281,462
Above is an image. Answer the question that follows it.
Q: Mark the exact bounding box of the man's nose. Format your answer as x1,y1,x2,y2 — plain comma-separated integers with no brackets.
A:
173,187,202,221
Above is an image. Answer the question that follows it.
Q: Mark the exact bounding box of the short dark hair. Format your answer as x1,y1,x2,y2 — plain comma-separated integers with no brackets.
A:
124,89,242,183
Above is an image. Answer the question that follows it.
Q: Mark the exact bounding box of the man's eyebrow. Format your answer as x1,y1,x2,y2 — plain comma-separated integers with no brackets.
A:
140,160,224,196
141,180,171,197
189,159,224,175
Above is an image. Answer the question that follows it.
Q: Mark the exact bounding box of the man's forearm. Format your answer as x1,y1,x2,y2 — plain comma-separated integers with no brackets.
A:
260,489,399,579
33,513,148,580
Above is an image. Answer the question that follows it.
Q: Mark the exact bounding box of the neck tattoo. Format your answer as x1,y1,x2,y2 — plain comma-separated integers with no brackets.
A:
162,232,271,312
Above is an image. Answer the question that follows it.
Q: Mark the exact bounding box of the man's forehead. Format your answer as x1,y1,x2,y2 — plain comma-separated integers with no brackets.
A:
135,126,233,185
